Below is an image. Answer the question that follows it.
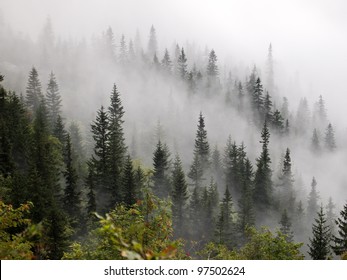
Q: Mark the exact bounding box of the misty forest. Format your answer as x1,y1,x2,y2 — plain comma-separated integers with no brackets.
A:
1,9,347,260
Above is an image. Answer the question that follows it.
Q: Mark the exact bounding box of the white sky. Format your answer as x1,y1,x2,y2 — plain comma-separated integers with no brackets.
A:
2,0,347,124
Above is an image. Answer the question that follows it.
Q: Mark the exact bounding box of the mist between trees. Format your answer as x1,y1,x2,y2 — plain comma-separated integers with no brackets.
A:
1,18,347,260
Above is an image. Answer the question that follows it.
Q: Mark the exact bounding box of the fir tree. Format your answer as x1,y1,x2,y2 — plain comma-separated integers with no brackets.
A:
223,137,240,197
266,43,274,95
171,154,188,238
26,67,44,113
307,177,320,221
311,128,321,153
253,121,273,211
147,25,158,59
90,106,110,212
63,134,81,223
45,72,62,128
188,112,210,188
263,91,273,122
118,34,128,65
272,109,284,134
238,158,255,235
279,209,294,242
152,140,170,198
308,206,331,260
324,123,336,151
122,155,137,207
278,148,295,212
206,49,218,79
189,186,201,240
177,48,188,79
216,186,235,248
107,84,126,205
332,202,347,256
252,77,264,121
161,48,172,73
53,115,67,147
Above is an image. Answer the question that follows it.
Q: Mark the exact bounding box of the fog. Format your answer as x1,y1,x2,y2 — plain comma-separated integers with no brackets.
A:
1,0,347,256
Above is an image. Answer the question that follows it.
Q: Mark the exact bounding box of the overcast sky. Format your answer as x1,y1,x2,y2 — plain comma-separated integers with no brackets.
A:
2,0,347,124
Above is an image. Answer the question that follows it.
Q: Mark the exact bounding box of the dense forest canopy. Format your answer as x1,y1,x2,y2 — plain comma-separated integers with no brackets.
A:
1,1,347,260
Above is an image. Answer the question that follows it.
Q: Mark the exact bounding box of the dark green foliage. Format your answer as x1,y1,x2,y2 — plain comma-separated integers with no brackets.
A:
279,209,293,242
252,77,264,122
90,106,110,212
86,162,96,217
189,186,201,240
107,84,126,205
223,137,241,198
308,206,331,260
188,112,210,188
216,186,235,248
263,91,273,122
238,158,255,235
171,155,188,238
26,67,44,113
278,148,295,212
53,115,67,147
324,123,336,151
63,134,81,223
253,122,273,211
152,140,170,198
122,155,137,207
46,72,62,128
332,202,347,256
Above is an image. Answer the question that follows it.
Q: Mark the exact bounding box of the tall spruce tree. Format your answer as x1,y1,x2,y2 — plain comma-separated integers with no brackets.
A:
311,128,321,153
90,106,110,212
307,177,320,221
253,121,273,211
107,84,126,206
121,155,137,207
46,72,62,128
279,209,294,242
177,48,188,79
324,123,336,151
206,49,218,80
26,67,44,113
171,154,188,238
252,77,264,122
216,185,235,248
63,134,81,224
152,140,170,198
161,48,172,73
223,137,240,197
188,112,210,188
332,202,347,256
308,206,331,260
278,148,295,212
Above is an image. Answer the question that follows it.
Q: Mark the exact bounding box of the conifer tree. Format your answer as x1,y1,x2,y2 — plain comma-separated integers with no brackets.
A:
63,134,81,223
189,186,201,240
86,162,96,218
53,115,67,147
46,71,62,128
252,77,264,120
171,154,188,238
266,43,274,95
326,197,337,235
211,145,223,187
90,106,109,212
216,186,235,247
188,112,210,188
107,84,126,205
119,34,128,65
307,177,320,221
311,128,321,152
332,202,347,256
324,123,336,151
278,148,295,212
161,48,172,73
223,137,240,197
272,109,284,134
263,91,273,122
279,209,294,242
177,48,188,79
26,67,44,113
206,49,218,79
238,158,255,235
308,206,331,260
152,140,170,198
122,155,137,207
253,121,273,211
147,25,158,59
